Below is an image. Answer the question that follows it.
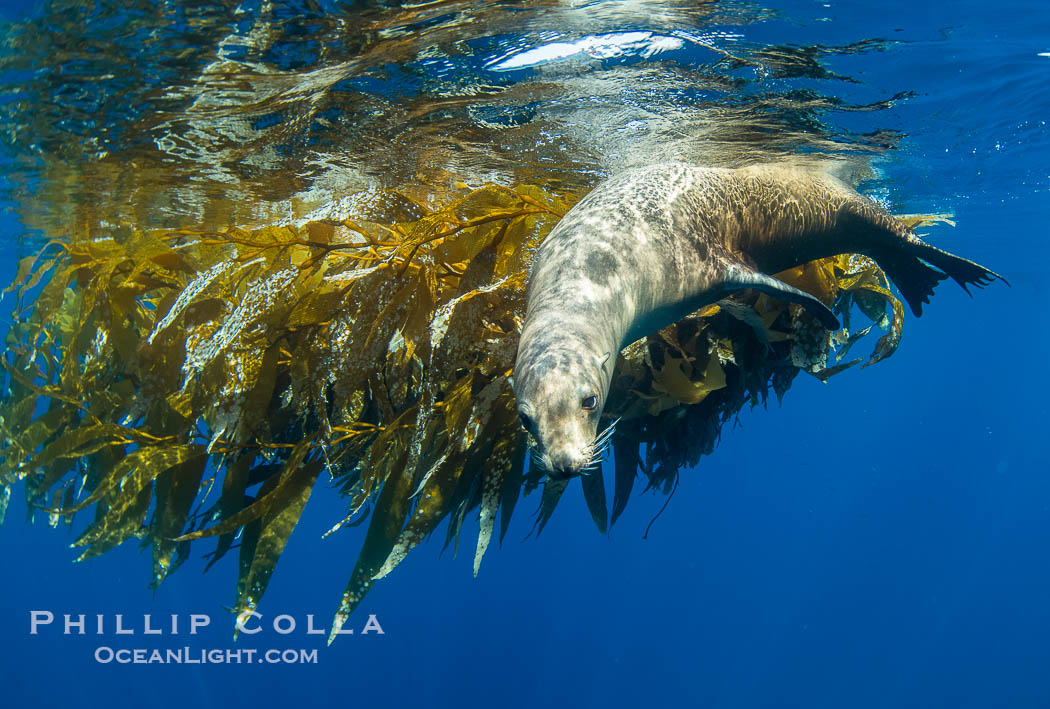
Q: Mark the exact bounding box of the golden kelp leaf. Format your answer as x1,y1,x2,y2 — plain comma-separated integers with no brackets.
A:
377,378,510,579
329,446,415,645
230,343,281,444
836,266,884,294
0,394,40,469
8,250,62,300
853,283,906,366
150,455,207,588
650,351,726,407
286,280,352,328
473,423,523,576
72,481,154,562
0,484,10,525
113,234,186,295
0,405,74,474
776,261,835,305
512,184,574,217
813,358,863,382
72,449,206,548
148,260,236,345
181,266,298,388
752,295,792,341
532,478,569,536
432,218,502,267
580,468,609,534
25,423,138,477
701,333,729,373
18,259,75,340
834,324,874,363
441,374,475,445
895,213,956,229
372,443,463,581
498,432,527,545
236,460,322,615
56,445,202,515
331,271,419,405
203,453,253,572
175,438,315,542
611,435,641,527
342,409,416,513
6,253,46,297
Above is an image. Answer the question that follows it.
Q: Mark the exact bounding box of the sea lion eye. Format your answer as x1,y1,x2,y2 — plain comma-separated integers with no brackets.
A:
581,395,598,411
519,412,533,431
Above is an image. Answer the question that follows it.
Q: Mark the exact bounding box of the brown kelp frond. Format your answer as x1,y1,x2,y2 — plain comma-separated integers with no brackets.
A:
601,252,909,496
0,183,921,635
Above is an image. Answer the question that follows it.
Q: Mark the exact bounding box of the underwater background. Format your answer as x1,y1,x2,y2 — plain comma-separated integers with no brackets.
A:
0,0,1047,707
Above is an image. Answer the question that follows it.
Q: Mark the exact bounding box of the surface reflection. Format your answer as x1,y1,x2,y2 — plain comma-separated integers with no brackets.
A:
0,0,905,234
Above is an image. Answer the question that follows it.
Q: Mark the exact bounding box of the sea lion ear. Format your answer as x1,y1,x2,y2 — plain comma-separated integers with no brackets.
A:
507,374,516,390
597,352,611,372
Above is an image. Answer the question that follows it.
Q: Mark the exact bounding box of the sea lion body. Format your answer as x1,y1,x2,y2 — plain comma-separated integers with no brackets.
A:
512,162,1001,478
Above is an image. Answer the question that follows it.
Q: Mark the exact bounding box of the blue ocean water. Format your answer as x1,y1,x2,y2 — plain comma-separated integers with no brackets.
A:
0,1,1047,707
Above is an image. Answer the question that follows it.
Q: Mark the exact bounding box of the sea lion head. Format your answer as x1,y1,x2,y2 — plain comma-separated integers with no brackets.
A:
511,337,615,480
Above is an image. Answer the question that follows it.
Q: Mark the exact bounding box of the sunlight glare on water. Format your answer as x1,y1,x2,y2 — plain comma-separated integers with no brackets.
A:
0,0,942,238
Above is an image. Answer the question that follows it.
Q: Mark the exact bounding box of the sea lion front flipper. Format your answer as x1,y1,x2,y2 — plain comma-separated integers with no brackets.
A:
723,264,840,331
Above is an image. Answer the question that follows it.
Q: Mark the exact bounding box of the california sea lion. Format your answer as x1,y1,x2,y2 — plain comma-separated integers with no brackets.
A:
511,162,1003,479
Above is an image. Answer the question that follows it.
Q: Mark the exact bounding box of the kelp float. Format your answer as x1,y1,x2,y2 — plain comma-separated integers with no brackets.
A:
0,181,946,640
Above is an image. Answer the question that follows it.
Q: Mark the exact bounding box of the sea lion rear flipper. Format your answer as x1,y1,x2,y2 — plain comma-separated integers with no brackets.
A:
724,264,840,331
870,239,1008,317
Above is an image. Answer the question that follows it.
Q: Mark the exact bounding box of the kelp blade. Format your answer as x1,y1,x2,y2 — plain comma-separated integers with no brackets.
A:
0,183,926,632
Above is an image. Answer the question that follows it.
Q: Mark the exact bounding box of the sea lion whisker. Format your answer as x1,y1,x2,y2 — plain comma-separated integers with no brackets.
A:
583,442,607,461
592,429,613,447
580,460,603,474
593,417,620,444
592,428,616,449
590,433,613,452
583,448,607,467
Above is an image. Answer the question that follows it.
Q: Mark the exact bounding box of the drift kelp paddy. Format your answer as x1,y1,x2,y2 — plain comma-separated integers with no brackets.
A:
1,0,938,636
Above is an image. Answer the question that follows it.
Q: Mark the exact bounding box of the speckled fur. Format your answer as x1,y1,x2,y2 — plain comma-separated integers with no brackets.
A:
513,162,1001,478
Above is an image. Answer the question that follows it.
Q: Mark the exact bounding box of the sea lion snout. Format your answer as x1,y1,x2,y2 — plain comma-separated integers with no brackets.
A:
518,400,599,479
511,355,606,480
546,443,593,479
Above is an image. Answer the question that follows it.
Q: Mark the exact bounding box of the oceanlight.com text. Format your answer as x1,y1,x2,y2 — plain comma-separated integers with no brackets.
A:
94,647,319,664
